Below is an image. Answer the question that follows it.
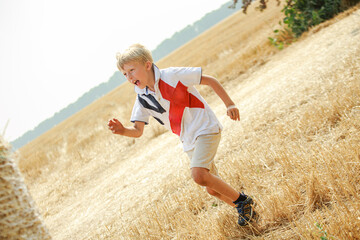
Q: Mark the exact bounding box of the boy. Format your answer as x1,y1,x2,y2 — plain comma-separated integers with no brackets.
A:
108,43,256,226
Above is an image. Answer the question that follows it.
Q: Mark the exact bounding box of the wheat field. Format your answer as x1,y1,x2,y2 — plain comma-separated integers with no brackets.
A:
18,2,360,239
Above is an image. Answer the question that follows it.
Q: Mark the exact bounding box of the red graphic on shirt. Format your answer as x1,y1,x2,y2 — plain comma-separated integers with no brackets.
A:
158,79,204,136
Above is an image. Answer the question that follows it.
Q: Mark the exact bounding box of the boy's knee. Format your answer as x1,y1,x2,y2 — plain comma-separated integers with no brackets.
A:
191,168,210,186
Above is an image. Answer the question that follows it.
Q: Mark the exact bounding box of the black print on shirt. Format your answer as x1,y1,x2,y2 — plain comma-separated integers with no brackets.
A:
138,94,166,125
138,94,166,113
153,116,164,125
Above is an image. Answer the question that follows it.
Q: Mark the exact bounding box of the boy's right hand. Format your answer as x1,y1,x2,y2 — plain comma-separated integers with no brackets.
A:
108,118,125,135
227,106,240,121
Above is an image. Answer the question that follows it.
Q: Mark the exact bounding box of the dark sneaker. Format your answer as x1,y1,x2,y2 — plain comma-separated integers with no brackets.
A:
235,194,256,226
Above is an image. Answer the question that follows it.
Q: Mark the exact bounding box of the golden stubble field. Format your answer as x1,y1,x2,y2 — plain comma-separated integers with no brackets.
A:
18,2,360,239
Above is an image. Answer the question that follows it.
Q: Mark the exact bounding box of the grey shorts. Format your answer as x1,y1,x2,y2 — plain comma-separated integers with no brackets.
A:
185,132,221,175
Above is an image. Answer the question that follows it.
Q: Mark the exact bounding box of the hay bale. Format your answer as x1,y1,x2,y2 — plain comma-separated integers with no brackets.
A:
0,137,51,239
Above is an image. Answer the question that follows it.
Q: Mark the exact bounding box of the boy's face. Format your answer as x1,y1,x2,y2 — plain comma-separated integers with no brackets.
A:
121,60,153,90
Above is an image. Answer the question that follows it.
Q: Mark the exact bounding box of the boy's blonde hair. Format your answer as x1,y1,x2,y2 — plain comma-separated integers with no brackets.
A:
116,43,153,70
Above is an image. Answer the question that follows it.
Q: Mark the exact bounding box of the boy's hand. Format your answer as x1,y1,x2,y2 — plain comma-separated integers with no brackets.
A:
227,106,240,121
108,118,125,135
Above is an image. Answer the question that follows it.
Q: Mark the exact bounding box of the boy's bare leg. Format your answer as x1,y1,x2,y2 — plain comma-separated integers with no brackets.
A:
206,187,236,206
191,167,240,206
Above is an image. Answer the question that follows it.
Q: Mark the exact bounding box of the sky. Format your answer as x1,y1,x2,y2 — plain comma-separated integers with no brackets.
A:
0,0,231,142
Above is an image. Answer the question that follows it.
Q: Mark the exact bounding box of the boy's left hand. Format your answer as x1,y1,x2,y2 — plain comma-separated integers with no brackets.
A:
227,106,240,121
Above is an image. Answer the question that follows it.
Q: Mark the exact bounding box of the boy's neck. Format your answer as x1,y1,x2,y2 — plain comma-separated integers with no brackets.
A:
147,65,156,92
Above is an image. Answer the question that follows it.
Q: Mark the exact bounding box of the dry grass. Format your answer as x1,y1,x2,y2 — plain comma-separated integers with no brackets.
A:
17,1,360,239
124,39,360,240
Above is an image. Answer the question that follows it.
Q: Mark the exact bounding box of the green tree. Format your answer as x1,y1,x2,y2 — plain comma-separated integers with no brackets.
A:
237,0,360,39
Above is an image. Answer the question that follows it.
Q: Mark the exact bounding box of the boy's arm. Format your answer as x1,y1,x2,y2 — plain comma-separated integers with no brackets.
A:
108,118,145,138
200,75,240,121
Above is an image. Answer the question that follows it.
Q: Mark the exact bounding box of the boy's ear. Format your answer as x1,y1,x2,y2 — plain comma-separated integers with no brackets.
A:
145,61,153,70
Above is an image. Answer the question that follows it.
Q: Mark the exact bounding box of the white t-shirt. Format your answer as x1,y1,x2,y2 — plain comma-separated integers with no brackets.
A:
131,65,222,151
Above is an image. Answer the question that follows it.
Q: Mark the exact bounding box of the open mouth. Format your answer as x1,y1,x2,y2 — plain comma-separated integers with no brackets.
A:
134,80,140,86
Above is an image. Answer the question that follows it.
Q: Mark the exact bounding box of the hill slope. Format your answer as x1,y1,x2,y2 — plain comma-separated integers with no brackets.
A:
19,2,360,239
